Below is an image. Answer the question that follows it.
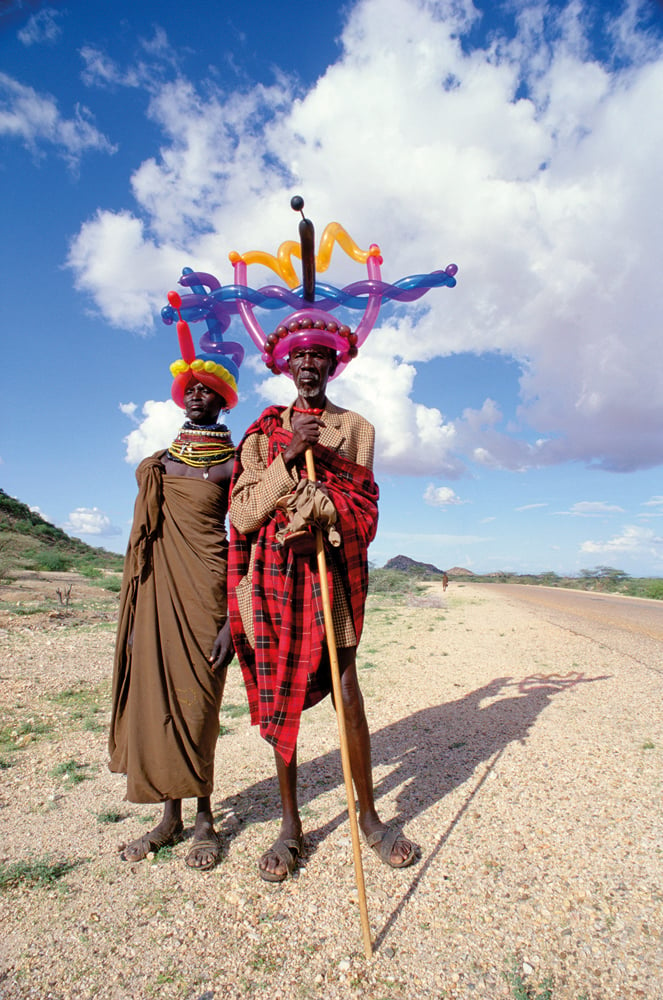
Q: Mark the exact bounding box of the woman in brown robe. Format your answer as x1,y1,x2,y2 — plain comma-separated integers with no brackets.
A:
109,377,235,870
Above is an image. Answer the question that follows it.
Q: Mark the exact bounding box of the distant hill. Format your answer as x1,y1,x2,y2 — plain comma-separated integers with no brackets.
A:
0,488,123,577
383,556,476,578
384,554,445,576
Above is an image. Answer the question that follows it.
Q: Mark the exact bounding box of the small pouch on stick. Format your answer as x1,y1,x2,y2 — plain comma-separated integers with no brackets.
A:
276,479,341,555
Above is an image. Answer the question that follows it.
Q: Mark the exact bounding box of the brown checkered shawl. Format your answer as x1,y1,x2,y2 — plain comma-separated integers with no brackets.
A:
228,405,379,764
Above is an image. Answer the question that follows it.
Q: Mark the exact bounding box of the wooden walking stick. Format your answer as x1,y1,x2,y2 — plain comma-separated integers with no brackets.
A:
305,446,373,959
291,197,372,956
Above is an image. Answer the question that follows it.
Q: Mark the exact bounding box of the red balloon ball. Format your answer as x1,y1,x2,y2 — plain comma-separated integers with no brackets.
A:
288,320,301,333
167,290,182,309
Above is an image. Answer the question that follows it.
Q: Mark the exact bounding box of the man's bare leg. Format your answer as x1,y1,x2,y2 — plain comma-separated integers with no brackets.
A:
338,648,416,867
258,747,303,880
122,798,184,861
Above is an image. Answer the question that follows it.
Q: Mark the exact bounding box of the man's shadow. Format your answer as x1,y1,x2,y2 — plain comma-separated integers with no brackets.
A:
213,670,609,854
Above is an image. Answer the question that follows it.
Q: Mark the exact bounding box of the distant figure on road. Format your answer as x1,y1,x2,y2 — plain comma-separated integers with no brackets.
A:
109,325,240,871
442,571,449,591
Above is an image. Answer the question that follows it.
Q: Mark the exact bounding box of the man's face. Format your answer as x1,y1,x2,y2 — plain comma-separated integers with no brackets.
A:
288,346,336,403
183,381,224,424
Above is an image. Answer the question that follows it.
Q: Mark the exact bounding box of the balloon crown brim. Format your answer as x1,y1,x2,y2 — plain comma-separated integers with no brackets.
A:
260,309,359,375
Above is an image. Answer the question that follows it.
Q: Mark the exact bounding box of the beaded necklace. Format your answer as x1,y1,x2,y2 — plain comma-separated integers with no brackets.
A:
167,422,235,478
291,406,324,415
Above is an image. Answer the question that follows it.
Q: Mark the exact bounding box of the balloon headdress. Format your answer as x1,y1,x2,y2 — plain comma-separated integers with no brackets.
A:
162,270,245,410
161,197,458,385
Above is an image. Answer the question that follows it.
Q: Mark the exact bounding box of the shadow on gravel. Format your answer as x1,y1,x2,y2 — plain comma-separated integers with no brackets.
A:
213,670,609,935
215,670,609,840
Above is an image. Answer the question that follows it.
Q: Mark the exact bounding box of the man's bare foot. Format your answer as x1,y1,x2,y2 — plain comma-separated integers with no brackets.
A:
361,821,417,868
122,818,184,862
258,823,304,882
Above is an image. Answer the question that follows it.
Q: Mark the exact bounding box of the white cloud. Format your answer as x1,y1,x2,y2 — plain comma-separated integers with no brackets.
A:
80,29,178,89
18,8,63,46
516,502,548,511
123,399,182,464
568,501,625,516
119,402,138,420
423,484,465,507
66,0,663,474
80,46,143,89
638,496,663,520
580,524,663,559
0,72,116,167
63,507,120,537
68,211,185,330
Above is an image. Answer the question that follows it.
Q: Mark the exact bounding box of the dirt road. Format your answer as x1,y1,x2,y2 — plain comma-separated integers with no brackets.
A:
484,583,663,670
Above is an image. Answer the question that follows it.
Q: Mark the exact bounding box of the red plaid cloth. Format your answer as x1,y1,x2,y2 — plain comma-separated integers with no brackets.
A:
228,406,379,764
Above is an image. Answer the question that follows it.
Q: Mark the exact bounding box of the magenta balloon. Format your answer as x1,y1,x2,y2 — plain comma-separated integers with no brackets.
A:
353,253,383,348
232,259,267,353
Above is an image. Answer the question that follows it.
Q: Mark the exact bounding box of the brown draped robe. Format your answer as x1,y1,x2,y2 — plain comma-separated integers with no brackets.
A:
109,453,229,802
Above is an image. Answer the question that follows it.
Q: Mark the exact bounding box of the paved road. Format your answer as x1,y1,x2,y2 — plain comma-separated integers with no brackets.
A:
476,583,663,672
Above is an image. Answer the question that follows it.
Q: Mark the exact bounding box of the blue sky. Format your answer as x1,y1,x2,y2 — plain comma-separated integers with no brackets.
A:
2,0,663,576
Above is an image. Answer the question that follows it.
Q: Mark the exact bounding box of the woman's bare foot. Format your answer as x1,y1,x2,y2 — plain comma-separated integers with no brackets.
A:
185,807,222,871
122,816,184,862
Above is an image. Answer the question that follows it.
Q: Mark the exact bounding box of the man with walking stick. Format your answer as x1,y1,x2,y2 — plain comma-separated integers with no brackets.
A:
228,337,417,884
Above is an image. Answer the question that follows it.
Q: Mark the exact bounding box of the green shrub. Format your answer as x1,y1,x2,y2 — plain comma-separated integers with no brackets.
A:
645,579,663,600
97,809,126,824
0,857,80,889
78,563,103,579
34,551,72,572
50,760,91,785
369,569,415,594
32,523,60,540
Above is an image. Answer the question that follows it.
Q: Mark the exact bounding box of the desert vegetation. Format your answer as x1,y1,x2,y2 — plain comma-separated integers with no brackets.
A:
0,488,123,582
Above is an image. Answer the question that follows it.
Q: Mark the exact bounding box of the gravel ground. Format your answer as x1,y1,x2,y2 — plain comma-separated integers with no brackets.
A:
0,574,661,1000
